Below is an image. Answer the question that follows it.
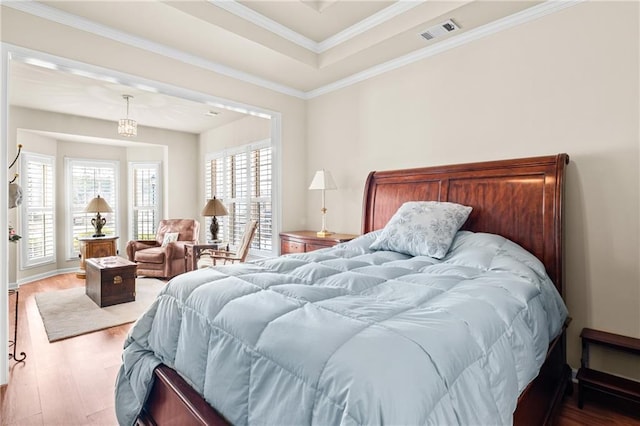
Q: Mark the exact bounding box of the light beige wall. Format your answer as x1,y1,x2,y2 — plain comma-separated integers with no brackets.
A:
200,115,270,152
9,106,191,282
1,5,308,232
307,1,640,376
198,115,271,242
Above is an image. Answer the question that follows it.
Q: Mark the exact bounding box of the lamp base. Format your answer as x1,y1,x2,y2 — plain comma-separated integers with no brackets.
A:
210,216,219,242
316,230,333,237
91,213,107,239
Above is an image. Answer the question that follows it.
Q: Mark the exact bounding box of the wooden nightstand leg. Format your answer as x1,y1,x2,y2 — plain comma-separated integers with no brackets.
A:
578,336,588,408
578,382,584,409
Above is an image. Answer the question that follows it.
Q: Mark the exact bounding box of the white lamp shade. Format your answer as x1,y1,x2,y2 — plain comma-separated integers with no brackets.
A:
85,195,113,213
308,169,337,190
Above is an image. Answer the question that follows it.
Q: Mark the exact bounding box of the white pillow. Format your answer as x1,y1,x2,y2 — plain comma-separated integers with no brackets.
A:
161,232,179,247
369,201,472,259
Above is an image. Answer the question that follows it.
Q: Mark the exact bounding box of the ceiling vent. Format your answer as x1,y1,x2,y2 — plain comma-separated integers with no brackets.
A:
419,19,459,41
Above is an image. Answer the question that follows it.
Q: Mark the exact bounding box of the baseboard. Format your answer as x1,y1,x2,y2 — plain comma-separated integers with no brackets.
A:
572,368,578,383
16,267,79,287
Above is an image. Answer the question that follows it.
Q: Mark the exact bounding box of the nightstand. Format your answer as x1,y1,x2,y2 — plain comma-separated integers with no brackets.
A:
577,328,640,409
280,230,358,254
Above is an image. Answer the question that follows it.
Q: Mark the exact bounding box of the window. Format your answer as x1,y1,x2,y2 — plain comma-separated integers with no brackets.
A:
129,162,161,240
20,152,55,268
65,158,118,259
205,140,273,256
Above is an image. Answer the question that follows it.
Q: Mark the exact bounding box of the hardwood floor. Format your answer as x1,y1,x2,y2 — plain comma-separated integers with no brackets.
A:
1,273,639,425
2,274,133,425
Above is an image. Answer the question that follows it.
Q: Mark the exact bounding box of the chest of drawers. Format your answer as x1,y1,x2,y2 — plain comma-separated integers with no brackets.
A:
280,230,358,254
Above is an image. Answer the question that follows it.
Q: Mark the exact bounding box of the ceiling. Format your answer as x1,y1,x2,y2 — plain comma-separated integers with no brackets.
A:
6,0,544,135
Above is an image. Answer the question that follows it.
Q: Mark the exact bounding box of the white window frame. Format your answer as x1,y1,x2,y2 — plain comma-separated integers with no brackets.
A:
204,139,274,257
20,151,56,269
65,158,119,260
128,162,162,241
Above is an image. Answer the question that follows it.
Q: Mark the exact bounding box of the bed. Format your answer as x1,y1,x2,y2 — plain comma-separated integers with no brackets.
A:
115,153,571,425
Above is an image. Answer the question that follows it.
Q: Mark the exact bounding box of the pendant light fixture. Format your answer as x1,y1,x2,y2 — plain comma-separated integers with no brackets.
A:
118,94,137,137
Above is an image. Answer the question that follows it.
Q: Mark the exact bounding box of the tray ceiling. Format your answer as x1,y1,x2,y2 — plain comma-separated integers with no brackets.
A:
5,0,552,134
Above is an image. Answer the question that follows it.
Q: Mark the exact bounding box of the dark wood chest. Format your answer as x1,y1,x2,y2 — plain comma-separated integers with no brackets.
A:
85,257,137,307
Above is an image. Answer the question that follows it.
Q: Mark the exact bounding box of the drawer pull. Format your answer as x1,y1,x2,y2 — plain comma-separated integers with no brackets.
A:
113,275,123,285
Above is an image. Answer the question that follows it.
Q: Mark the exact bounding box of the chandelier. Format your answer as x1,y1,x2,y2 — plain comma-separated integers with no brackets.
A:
118,94,137,137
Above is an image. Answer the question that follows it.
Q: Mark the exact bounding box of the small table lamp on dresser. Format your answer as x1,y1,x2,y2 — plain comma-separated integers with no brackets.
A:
308,169,337,237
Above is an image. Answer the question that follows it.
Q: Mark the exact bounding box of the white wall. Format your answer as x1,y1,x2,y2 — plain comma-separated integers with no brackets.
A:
307,1,640,377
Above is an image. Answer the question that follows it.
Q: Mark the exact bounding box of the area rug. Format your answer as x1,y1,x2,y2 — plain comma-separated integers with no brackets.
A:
35,278,165,342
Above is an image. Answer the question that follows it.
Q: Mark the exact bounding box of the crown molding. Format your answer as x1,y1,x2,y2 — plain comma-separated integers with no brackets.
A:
5,42,279,123
212,0,424,54
211,0,319,52
3,0,306,99
4,0,583,100
317,1,423,52
306,0,584,99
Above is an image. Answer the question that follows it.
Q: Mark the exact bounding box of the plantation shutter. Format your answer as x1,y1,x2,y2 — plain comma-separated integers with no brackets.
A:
67,159,118,258
204,141,272,254
131,163,160,240
21,152,55,267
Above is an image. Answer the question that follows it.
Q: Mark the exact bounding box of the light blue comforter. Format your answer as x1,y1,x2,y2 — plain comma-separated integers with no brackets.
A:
115,231,567,425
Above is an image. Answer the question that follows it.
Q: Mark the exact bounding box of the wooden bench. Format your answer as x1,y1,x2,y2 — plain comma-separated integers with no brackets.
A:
577,328,640,409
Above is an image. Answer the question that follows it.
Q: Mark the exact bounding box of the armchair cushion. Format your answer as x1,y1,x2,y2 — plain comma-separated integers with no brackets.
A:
161,232,179,247
133,246,165,264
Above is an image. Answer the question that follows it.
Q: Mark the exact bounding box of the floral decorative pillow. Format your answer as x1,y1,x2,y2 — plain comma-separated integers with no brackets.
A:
161,232,179,247
369,201,472,259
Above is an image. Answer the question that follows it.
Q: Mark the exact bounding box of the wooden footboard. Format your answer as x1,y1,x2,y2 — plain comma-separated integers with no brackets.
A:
138,365,229,426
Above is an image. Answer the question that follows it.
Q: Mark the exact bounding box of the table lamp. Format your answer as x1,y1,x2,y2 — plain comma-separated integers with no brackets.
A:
308,169,337,237
85,195,113,237
202,196,229,241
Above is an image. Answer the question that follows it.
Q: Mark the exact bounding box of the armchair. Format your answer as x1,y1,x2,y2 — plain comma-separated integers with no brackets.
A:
209,220,258,266
126,219,200,279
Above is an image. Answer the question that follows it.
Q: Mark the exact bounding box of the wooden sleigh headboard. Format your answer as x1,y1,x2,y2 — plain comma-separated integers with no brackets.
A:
362,154,569,297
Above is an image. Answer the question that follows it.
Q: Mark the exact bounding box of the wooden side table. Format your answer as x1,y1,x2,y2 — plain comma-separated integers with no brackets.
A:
185,243,221,272
280,230,358,254
577,328,640,409
77,236,119,278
